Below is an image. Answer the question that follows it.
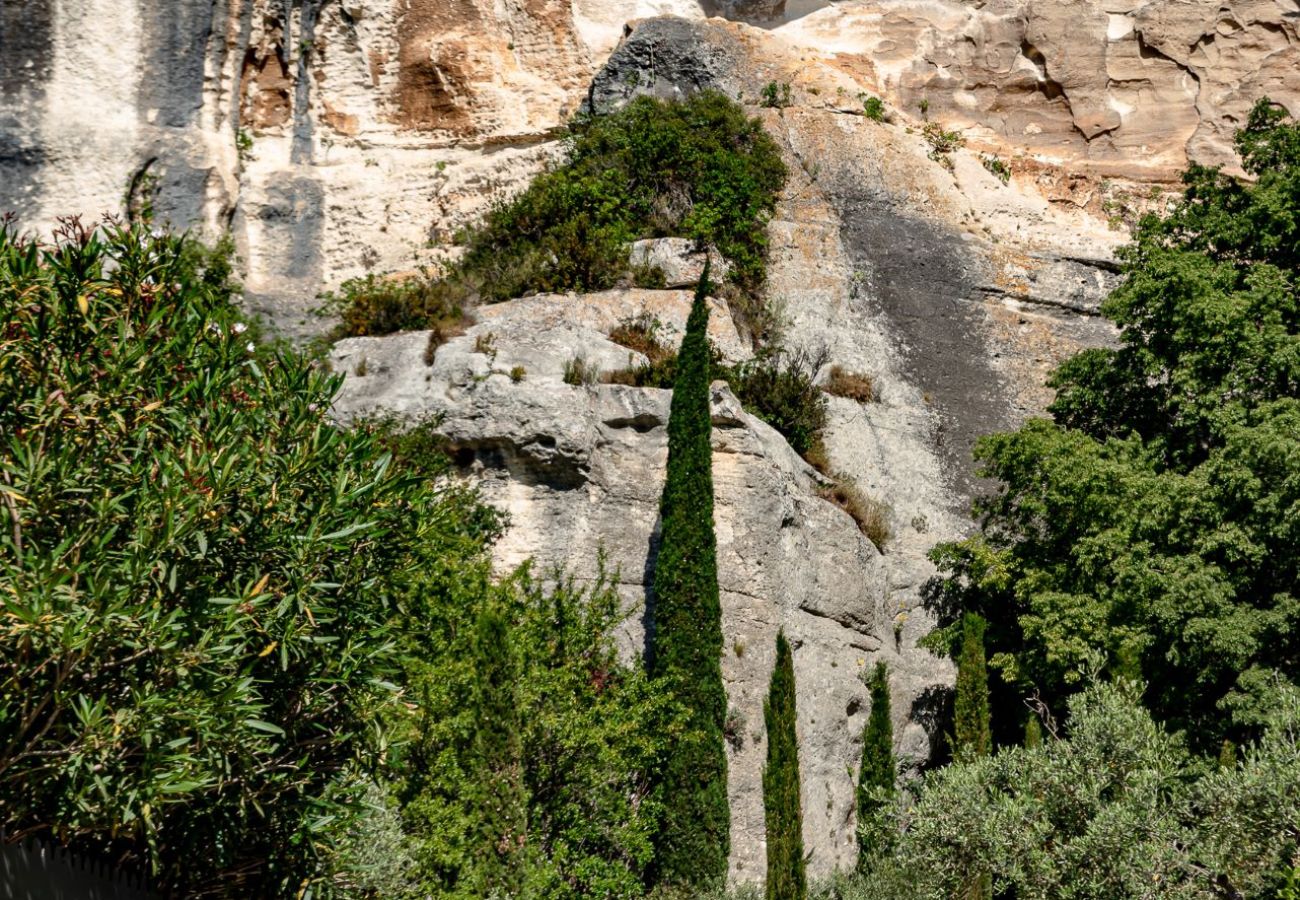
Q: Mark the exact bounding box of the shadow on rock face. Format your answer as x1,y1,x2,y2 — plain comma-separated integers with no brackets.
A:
909,683,955,769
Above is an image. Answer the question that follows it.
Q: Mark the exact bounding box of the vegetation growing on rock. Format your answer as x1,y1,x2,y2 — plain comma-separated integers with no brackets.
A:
335,92,787,341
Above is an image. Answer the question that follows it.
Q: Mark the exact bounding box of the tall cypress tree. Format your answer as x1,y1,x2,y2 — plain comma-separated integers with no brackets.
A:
855,660,895,872
471,603,528,897
649,262,730,887
953,612,992,762
763,631,806,900
953,612,992,900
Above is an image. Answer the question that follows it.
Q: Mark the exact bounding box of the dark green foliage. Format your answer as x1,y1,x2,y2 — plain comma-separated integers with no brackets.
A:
1023,715,1043,750
392,564,681,899
725,347,830,458
763,631,806,900
336,92,787,339
649,265,730,888
928,99,1300,752
855,662,895,871
862,96,885,122
325,269,467,339
953,614,992,762
761,82,793,109
469,604,528,896
467,92,785,300
0,221,490,896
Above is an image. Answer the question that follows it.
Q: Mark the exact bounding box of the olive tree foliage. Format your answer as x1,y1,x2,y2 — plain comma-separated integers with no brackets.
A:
873,682,1300,900
0,221,494,896
928,100,1300,749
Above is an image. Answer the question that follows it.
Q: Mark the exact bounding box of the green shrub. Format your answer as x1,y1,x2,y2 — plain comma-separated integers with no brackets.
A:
761,82,793,110
564,355,599,385
0,221,492,896
862,97,885,122
326,269,469,339
980,154,1011,184
370,93,785,327
725,347,830,458
392,563,682,899
922,122,965,169
876,682,1300,899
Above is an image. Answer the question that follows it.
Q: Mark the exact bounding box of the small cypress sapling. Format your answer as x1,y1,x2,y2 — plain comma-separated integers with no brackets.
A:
763,631,807,900
471,603,528,897
648,261,731,888
1024,714,1043,749
953,612,992,761
855,660,895,872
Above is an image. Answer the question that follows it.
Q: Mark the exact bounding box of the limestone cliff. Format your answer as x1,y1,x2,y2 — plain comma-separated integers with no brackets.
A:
3,0,1299,884
3,1,1296,332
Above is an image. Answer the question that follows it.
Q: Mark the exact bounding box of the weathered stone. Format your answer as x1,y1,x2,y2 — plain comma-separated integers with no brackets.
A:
629,238,733,288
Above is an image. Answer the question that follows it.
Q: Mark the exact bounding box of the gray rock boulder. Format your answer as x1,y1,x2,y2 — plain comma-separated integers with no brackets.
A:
629,238,732,288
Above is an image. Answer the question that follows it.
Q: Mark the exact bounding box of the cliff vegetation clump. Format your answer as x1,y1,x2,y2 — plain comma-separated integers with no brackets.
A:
334,91,786,341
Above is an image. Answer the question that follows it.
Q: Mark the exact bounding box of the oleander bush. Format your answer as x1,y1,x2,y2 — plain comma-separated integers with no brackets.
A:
0,220,496,896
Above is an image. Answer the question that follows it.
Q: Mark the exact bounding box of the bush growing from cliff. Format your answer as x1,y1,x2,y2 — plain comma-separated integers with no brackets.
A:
0,221,496,896
928,98,1300,753
336,92,787,339
649,266,731,889
763,631,807,900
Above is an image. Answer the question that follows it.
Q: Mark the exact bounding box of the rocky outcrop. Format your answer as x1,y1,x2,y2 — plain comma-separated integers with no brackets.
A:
331,288,941,880
3,1,1295,330
327,16,1130,878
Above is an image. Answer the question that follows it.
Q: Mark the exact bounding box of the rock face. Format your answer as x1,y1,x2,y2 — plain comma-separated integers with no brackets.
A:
2,1,1295,330
332,289,938,881
3,0,1299,886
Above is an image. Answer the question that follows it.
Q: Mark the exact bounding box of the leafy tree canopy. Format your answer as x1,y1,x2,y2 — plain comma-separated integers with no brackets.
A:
878,681,1300,900
0,221,496,896
929,99,1300,750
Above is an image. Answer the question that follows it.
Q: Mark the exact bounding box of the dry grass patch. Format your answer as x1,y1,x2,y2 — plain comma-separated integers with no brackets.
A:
818,473,891,552
823,365,877,403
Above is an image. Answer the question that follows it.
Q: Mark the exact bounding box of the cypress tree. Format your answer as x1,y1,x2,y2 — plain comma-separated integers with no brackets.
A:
855,660,895,872
953,612,992,762
471,603,528,897
649,262,730,887
953,612,992,900
1024,714,1043,749
763,631,806,900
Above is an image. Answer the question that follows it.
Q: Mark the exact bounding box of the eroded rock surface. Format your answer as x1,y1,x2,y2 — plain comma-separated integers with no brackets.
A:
332,287,931,879
3,1,1295,330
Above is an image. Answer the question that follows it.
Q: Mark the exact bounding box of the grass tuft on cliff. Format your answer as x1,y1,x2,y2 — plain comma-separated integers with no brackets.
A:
334,91,787,340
